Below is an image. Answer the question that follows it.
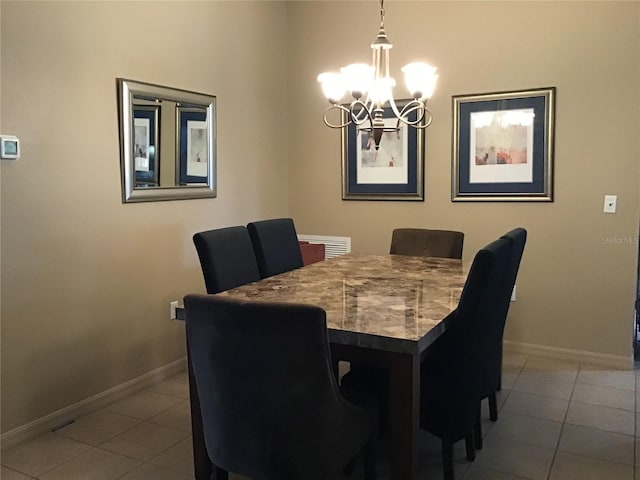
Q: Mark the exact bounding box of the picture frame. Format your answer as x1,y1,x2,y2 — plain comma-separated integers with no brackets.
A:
133,105,160,187
452,87,555,202
341,100,425,201
176,106,209,185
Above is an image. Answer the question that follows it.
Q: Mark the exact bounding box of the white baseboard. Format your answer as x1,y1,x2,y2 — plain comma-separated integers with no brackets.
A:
1,357,187,449
503,340,634,370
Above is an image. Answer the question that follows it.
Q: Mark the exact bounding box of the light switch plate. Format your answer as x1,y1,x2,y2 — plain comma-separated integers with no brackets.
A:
604,195,617,213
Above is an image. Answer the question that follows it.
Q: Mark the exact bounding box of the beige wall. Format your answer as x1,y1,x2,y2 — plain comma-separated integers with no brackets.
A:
1,0,639,436
288,2,640,356
1,1,288,432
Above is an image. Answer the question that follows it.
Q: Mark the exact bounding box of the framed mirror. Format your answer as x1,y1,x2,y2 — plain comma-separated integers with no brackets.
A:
117,78,217,202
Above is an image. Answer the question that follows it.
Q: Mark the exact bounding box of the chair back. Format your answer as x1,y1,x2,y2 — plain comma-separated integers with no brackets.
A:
421,237,511,439
483,227,527,389
390,228,464,259
499,228,527,319
184,294,374,479
193,226,261,294
247,218,304,278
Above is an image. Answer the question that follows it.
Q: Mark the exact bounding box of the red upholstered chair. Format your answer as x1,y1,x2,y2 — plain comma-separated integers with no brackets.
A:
299,241,325,266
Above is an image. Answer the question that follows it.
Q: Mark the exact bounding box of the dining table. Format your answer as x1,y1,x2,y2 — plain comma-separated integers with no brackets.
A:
183,252,467,480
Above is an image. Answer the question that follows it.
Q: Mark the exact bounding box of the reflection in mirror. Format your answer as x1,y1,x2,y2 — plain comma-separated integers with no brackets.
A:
133,103,160,187
117,78,217,203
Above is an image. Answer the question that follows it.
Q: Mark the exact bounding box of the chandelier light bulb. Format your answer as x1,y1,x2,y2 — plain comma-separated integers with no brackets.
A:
369,77,396,105
340,64,375,99
402,62,438,100
317,72,346,104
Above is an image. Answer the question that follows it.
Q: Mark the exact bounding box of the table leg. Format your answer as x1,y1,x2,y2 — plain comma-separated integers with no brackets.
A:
187,350,214,480
387,353,420,480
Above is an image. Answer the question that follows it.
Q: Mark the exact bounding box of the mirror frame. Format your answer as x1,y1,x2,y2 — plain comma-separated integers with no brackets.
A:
117,78,217,203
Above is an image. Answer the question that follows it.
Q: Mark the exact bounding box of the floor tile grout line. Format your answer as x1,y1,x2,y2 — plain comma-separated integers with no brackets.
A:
560,419,635,438
463,461,535,480
543,358,578,480
486,410,637,453
143,387,191,401
104,393,187,420
1,464,37,479
565,362,636,439
566,397,637,414
49,394,210,451
35,417,189,477
477,354,555,480
52,413,144,447
24,443,104,479
146,430,193,464
112,459,193,480
146,398,191,424
504,388,637,426
548,449,637,469
573,383,636,393
88,437,186,466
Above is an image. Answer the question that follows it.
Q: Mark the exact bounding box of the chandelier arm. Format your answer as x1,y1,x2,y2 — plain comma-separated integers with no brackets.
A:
396,100,432,128
322,104,354,129
351,97,376,123
349,99,375,127
397,104,433,129
386,96,405,120
422,107,433,128
399,101,426,125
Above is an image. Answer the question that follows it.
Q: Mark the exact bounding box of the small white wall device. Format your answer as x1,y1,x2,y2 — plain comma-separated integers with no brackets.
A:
0,135,20,160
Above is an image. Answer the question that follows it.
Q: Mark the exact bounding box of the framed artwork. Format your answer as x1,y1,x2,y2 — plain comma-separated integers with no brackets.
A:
133,105,160,187
341,100,425,201
452,87,555,201
177,107,209,185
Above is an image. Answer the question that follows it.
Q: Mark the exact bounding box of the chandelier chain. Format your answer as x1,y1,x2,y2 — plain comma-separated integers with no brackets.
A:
379,0,385,27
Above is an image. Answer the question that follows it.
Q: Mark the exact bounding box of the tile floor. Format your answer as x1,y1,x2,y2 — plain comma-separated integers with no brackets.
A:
3,352,640,480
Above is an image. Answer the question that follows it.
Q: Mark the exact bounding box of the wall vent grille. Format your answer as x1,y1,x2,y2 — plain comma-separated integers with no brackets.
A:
298,235,351,260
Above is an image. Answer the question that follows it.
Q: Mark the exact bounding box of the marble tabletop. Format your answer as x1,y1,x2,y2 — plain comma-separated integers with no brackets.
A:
219,253,466,354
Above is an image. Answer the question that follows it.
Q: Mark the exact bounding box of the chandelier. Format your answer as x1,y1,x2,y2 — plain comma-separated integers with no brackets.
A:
317,0,438,150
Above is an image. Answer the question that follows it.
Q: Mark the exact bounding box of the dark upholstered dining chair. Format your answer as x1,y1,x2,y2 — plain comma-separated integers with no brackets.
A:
389,228,464,259
191,226,263,479
420,236,511,480
342,239,511,480
184,294,377,480
342,237,510,480
193,226,261,294
481,228,527,424
247,218,304,278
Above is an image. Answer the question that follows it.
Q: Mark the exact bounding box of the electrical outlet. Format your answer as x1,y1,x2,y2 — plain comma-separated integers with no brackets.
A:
170,300,179,320
510,285,516,301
